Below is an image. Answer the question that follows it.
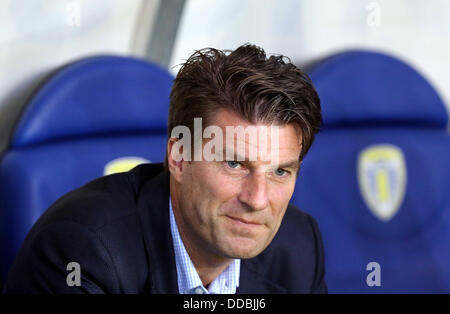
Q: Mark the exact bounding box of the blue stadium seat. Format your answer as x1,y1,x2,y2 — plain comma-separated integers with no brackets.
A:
291,50,450,293
0,55,173,284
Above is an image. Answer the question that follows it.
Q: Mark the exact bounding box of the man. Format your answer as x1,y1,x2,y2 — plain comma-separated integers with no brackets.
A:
3,44,326,293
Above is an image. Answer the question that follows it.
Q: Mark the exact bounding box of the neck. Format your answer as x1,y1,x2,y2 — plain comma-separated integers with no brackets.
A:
169,177,233,287
193,257,232,287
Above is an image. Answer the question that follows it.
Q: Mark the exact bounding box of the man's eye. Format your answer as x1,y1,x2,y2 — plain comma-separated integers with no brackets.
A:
274,168,288,177
226,161,241,169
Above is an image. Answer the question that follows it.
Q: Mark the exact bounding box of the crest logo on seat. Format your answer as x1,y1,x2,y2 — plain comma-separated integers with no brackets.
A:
104,157,150,175
357,144,407,221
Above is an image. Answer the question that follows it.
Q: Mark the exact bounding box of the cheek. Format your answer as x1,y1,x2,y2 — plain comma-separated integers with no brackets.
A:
269,182,296,221
194,168,241,201
187,166,241,224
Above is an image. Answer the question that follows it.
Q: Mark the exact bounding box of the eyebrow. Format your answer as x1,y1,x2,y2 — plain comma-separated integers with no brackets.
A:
277,160,301,169
278,160,302,178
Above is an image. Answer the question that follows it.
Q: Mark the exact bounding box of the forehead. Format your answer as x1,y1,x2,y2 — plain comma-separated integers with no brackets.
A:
208,108,302,164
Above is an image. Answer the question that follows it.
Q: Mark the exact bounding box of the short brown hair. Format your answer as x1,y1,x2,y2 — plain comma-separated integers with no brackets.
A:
166,44,322,166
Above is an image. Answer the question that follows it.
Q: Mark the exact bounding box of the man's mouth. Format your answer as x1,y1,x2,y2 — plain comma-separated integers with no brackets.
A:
225,215,262,226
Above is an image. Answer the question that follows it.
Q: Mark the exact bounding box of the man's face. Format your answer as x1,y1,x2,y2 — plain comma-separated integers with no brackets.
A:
170,109,302,260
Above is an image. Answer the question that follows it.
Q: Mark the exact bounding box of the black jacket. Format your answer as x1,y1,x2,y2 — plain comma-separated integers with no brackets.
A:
3,163,327,294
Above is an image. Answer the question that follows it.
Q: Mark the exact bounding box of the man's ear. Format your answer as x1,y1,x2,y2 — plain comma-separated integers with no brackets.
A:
167,137,185,183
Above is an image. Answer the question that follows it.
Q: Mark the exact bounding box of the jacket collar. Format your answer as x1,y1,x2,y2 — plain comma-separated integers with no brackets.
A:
134,163,287,294
135,164,178,293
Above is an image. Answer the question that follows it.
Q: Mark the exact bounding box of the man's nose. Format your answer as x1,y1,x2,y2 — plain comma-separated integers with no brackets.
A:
237,172,269,211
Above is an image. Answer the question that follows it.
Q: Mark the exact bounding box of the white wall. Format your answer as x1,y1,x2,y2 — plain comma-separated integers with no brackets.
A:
1,0,449,136
171,0,450,123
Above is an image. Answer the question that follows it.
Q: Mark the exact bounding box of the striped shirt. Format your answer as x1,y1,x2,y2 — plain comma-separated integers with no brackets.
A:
169,198,240,294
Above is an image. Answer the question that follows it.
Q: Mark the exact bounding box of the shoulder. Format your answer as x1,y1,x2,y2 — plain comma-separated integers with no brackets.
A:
34,162,164,231
3,163,166,293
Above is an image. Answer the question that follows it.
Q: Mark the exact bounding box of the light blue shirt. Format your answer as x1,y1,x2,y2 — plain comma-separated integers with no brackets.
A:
169,198,240,294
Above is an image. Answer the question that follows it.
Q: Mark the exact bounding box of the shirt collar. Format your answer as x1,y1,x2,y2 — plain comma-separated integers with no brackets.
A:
169,197,240,294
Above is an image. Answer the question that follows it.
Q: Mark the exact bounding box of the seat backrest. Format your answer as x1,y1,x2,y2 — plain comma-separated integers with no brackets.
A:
0,55,174,284
291,50,450,293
